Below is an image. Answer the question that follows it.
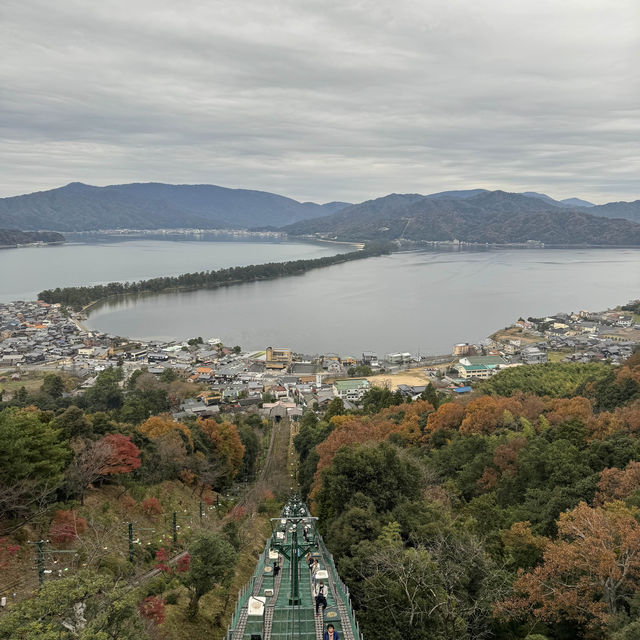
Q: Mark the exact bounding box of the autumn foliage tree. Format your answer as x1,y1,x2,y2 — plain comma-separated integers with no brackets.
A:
49,509,87,544
595,461,640,504
138,596,166,625
139,415,193,447
99,434,142,475
197,419,245,486
0,537,20,569
497,501,640,631
141,497,162,516
424,401,465,439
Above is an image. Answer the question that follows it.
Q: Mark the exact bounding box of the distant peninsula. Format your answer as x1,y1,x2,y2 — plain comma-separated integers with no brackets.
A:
38,242,390,310
0,229,65,248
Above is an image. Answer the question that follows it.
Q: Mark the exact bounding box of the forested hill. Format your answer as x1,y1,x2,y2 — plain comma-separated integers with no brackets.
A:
0,228,65,246
0,182,350,231
283,190,640,245
586,199,640,224
298,353,640,639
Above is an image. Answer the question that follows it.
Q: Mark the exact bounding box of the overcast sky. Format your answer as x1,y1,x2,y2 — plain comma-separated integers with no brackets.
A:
1,0,639,204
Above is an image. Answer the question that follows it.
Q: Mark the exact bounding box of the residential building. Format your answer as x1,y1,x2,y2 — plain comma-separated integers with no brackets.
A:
333,378,371,402
521,347,548,364
458,355,507,368
455,363,493,380
265,346,292,370
453,343,476,356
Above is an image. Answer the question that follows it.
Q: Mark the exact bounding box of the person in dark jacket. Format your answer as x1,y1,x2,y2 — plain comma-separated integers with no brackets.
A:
323,623,340,640
314,581,327,615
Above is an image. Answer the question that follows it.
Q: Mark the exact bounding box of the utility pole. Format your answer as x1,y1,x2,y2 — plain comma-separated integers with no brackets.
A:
34,540,44,586
127,522,154,563
29,540,78,586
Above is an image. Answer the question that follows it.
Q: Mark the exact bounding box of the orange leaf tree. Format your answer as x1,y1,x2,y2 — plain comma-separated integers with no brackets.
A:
99,434,142,475
139,415,193,448
497,501,640,631
595,461,640,504
197,419,245,487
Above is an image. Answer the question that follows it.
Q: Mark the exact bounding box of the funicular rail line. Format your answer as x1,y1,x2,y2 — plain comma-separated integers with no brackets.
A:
225,496,363,640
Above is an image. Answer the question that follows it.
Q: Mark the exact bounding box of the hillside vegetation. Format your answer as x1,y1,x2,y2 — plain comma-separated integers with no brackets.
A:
0,182,349,231
297,352,640,639
0,365,281,639
0,229,64,246
284,191,640,245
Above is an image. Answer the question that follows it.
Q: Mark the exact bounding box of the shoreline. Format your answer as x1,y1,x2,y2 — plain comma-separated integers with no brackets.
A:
45,242,388,312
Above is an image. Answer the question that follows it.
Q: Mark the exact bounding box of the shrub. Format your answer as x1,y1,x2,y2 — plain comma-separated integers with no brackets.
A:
121,495,137,511
98,554,135,579
222,520,241,551
138,595,166,625
141,497,162,516
155,548,171,573
126,483,147,502
49,510,87,544
142,575,168,597
230,504,247,521
0,538,20,570
176,553,190,573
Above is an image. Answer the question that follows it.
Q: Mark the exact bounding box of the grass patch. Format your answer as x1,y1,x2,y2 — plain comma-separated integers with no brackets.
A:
0,369,79,395
548,349,571,363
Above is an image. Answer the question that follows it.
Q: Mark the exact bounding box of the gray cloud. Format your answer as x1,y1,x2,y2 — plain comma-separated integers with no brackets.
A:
1,0,639,203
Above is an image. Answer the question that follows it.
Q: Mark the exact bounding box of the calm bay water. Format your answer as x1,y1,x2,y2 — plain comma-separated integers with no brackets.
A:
0,236,349,302
84,248,640,356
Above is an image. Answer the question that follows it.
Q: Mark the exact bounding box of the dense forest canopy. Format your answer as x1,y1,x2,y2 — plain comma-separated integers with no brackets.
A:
296,353,640,639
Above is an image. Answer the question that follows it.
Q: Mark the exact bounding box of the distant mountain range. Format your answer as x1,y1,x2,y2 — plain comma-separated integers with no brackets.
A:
1,182,640,246
0,182,350,232
283,190,640,246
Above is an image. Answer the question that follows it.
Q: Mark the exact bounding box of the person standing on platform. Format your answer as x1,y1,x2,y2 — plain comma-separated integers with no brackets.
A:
323,623,340,640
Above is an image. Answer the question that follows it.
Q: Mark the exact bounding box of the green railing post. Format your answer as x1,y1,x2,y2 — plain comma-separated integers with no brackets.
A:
36,540,45,586
172,512,178,545
128,522,134,563
199,501,203,525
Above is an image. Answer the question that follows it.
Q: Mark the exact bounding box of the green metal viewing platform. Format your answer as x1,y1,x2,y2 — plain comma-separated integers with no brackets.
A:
225,496,363,640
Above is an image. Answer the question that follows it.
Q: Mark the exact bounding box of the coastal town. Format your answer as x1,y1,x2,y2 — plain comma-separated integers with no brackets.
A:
1,299,639,415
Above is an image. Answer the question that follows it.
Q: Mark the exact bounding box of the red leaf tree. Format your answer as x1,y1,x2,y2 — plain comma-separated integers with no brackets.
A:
99,434,142,475
138,595,166,625
176,553,190,573
141,497,162,516
155,547,171,573
0,538,20,569
49,509,87,544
